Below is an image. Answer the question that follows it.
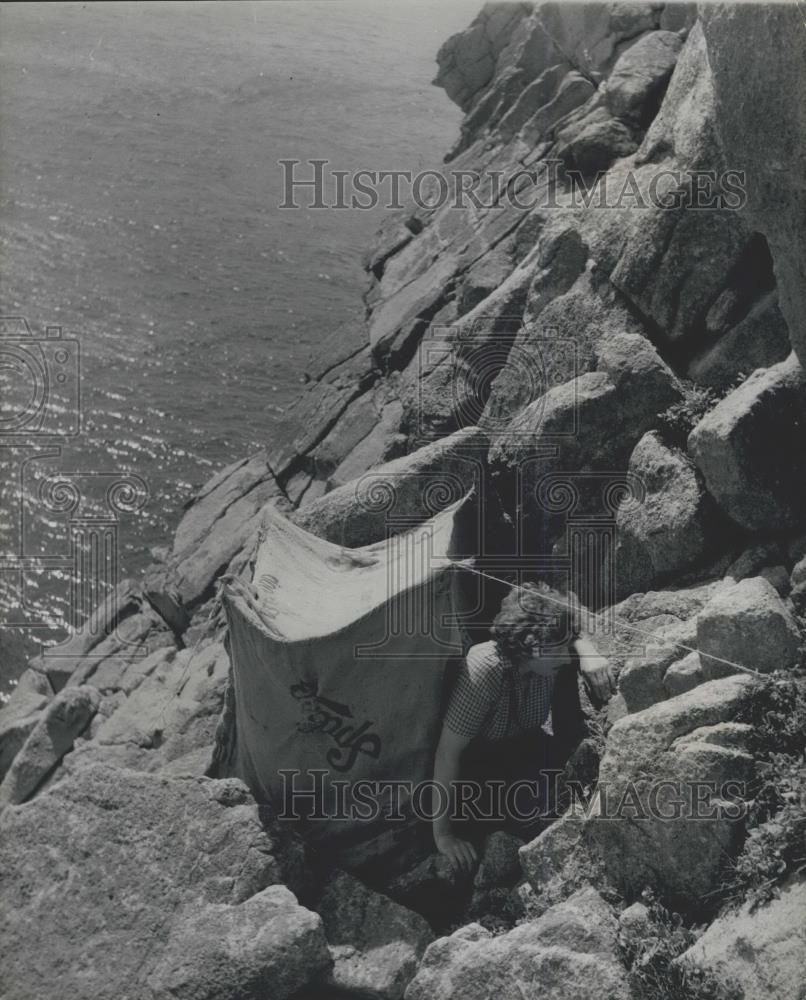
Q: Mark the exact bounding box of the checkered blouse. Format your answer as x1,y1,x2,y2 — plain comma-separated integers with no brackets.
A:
443,640,554,743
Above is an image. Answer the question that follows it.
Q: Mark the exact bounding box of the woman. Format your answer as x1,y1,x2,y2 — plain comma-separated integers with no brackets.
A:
432,581,614,872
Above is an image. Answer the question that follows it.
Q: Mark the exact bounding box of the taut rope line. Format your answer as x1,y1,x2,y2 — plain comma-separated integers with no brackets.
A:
462,564,767,680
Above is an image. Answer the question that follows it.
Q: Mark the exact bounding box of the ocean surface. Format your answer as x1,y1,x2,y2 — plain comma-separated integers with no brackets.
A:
0,0,469,669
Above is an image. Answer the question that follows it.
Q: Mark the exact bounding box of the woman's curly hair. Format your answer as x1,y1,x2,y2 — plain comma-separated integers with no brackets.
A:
491,581,580,662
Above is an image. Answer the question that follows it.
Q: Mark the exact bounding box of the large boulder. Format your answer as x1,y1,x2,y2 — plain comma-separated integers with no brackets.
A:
680,877,806,1000
603,29,683,126
148,884,329,1000
701,3,806,371
597,577,737,711
404,887,629,1000
591,674,759,905
614,431,713,596
611,195,752,345
315,871,433,1000
637,19,718,170
616,615,698,713
594,330,684,433
0,762,327,1000
518,804,609,915
293,426,487,547
688,353,806,532
554,104,639,174
687,291,792,390
664,650,705,697
696,576,802,676
0,667,52,781
489,368,618,470
0,685,99,808
488,333,681,575
489,330,681,478
483,264,658,432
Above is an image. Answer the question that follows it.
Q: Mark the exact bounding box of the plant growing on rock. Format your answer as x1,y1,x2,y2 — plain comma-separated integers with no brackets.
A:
720,671,806,910
618,890,740,1000
657,373,750,451
657,382,720,450
737,669,806,759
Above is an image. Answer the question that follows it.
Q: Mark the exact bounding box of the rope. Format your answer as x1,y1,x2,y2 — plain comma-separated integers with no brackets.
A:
461,564,767,680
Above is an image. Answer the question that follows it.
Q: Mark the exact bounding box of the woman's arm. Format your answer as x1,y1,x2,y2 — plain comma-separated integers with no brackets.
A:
432,725,478,873
571,634,615,702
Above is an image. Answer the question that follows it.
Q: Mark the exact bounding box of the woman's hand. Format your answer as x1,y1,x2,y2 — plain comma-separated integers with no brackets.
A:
579,656,616,702
434,832,478,874
573,636,616,702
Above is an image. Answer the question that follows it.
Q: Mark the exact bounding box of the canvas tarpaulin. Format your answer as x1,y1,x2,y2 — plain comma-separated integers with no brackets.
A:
217,496,471,850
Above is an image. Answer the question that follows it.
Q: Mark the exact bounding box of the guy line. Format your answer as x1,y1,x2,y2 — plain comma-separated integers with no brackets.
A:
462,564,767,680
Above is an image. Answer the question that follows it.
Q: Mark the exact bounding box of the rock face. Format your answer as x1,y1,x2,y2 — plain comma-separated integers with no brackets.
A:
687,291,792,390
0,668,52,781
616,615,697,713
488,333,682,560
293,426,487,547
614,431,713,596
433,3,530,111
404,887,629,1000
603,30,683,126
701,3,806,371
315,871,434,1000
689,354,806,532
5,5,806,995
0,685,99,807
148,884,329,1000
592,675,758,905
696,576,802,676
91,640,231,769
162,450,286,608
664,650,705,697
518,804,608,915
681,877,806,1000
0,761,327,1000
596,578,734,714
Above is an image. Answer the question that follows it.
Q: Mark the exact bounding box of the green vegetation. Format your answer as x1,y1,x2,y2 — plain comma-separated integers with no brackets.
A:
723,671,806,910
619,890,740,1000
657,383,720,450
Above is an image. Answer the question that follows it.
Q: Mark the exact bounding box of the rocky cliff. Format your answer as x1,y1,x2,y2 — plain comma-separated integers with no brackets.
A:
2,4,805,999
